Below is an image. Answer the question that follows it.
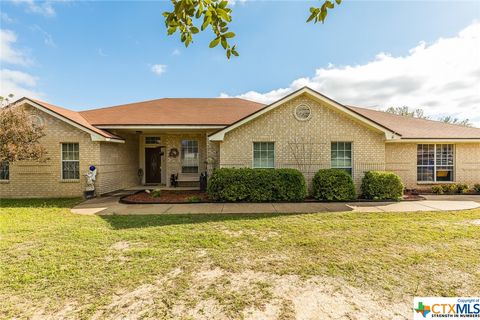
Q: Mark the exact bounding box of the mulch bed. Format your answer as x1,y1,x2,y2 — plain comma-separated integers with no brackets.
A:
121,190,210,204
121,190,426,204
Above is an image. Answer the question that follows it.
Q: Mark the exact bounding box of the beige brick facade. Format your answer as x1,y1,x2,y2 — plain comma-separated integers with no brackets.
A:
386,142,480,190
96,132,139,195
0,105,142,198
218,94,386,190
2,97,479,199
1,105,100,198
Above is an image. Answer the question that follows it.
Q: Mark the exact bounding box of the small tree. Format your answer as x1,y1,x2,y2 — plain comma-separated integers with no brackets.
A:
0,96,48,163
385,106,429,119
438,116,472,127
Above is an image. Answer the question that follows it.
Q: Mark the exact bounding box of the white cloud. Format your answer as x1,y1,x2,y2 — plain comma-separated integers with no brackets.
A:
0,30,42,99
151,64,167,76
1,12,15,24
222,22,480,126
228,0,248,7
0,69,43,99
172,48,181,56
0,29,32,66
12,0,56,17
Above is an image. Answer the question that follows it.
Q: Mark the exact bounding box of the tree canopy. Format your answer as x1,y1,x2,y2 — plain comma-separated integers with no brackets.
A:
162,0,341,58
385,106,472,127
0,96,48,163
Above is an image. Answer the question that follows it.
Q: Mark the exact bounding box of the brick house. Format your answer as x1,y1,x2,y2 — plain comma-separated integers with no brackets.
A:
1,87,480,198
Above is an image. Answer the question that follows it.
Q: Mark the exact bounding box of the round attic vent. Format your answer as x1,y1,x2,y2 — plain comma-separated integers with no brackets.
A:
294,104,312,121
29,114,45,128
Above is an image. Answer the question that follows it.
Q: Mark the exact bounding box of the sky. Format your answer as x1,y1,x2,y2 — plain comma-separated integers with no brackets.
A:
1,0,480,125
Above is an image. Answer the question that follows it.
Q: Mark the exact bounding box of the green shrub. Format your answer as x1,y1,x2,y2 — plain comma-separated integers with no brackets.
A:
442,184,457,194
207,168,307,202
150,189,162,198
474,184,480,193
361,171,404,201
456,184,469,194
431,185,444,195
312,169,356,201
186,195,202,203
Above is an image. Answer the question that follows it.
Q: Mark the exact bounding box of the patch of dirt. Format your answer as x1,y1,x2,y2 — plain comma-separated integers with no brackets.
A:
91,268,183,320
180,267,409,320
20,265,411,319
109,241,130,251
123,190,209,203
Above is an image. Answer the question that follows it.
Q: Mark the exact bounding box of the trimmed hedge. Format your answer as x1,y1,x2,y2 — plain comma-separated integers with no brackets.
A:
207,168,307,202
361,171,404,200
312,169,356,201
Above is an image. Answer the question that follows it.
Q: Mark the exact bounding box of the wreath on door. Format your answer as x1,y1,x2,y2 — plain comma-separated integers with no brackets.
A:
169,148,179,158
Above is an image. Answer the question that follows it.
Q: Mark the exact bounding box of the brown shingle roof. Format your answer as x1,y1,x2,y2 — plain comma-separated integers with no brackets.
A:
346,105,480,139
20,92,480,140
27,98,123,140
80,98,265,126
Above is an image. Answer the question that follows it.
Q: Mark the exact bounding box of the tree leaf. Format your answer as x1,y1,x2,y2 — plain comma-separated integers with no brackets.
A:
220,36,228,49
224,32,235,38
209,37,220,48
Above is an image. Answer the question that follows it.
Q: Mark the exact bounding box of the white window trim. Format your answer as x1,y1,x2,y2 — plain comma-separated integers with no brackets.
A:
61,143,80,181
331,141,353,175
252,142,275,169
181,139,199,173
417,144,455,183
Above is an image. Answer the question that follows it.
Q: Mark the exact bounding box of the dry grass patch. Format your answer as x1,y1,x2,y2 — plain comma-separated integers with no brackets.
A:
1,198,479,319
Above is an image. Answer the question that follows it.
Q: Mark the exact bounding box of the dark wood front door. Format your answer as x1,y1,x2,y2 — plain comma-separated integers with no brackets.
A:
145,147,162,184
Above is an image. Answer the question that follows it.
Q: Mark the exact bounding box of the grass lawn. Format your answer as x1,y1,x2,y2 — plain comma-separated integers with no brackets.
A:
1,198,479,319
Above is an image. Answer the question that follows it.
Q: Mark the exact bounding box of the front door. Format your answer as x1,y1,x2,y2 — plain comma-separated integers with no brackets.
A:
145,147,162,184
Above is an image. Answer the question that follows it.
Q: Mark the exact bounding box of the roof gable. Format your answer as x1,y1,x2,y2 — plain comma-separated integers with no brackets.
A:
209,87,400,141
16,98,124,142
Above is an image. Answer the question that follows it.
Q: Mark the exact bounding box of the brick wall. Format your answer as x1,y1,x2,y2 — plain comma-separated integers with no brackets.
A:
96,132,139,194
0,104,100,198
386,142,480,189
218,94,386,191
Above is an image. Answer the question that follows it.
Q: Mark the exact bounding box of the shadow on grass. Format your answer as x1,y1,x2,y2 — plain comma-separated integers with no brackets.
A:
0,198,82,208
101,212,309,229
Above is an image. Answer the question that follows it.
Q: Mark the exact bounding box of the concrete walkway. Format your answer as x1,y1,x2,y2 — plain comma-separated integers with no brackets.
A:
71,194,480,215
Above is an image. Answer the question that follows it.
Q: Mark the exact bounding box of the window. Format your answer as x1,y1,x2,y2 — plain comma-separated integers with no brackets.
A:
181,140,199,173
417,144,454,182
145,136,160,144
61,143,79,180
253,142,275,168
331,142,352,175
0,161,9,180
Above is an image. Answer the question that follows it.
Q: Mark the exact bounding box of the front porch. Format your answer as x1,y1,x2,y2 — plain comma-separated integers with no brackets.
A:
108,128,219,190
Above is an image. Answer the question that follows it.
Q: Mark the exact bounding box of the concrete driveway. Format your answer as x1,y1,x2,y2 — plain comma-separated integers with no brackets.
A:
71,195,480,215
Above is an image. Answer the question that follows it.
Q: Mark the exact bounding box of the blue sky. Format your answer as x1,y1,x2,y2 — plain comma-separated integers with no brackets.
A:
1,0,479,124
